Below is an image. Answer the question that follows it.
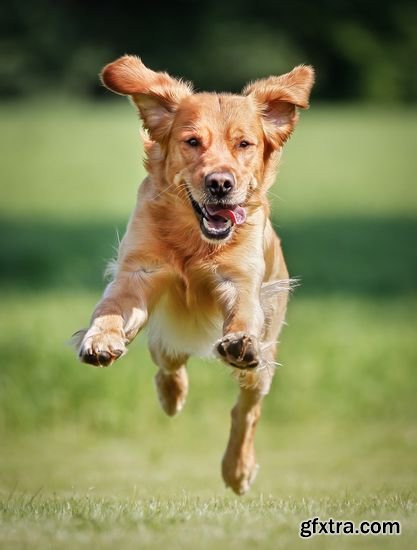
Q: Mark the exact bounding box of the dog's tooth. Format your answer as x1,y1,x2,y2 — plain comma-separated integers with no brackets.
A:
203,217,232,235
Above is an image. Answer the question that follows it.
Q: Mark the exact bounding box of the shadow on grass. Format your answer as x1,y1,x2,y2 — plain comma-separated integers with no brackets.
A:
0,215,416,296
0,217,124,291
276,215,417,297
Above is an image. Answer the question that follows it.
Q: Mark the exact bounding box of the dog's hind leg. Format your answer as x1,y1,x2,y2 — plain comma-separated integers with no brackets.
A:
221,370,272,495
150,346,189,417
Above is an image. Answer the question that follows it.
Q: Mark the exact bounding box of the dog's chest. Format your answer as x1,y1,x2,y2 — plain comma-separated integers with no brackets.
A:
147,272,223,358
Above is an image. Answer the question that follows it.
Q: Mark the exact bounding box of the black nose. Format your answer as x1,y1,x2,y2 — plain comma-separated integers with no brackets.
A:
205,172,235,198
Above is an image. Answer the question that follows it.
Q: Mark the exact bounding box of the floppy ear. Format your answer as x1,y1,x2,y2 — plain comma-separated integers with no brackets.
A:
101,55,193,142
243,65,315,147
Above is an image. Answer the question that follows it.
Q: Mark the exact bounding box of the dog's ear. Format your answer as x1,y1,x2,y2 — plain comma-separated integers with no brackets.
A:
243,65,315,148
101,55,193,142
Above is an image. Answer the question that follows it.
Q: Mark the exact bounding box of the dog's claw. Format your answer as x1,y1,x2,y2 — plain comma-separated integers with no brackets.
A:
80,350,114,367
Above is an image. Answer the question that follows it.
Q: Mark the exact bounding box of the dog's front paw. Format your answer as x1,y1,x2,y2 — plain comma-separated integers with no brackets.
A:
75,327,127,367
216,332,260,369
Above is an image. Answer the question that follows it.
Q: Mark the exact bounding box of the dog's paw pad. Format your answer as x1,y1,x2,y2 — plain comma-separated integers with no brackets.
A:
78,329,126,367
216,332,260,369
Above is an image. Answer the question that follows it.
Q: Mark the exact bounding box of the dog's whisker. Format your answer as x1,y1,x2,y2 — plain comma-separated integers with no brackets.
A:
267,188,285,202
151,180,180,201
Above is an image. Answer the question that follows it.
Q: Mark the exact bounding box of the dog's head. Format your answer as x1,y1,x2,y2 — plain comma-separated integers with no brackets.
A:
101,56,314,243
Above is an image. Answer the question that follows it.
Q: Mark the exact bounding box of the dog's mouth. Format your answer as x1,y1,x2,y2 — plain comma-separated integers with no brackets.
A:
189,195,246,241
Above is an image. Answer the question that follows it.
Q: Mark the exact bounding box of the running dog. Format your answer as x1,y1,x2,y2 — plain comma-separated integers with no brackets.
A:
74,55,314,494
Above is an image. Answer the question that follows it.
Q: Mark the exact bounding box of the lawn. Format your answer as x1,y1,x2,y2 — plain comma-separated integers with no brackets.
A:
0,99,416,548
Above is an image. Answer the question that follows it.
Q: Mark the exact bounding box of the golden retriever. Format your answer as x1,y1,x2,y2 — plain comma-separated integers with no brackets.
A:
74,55,314,494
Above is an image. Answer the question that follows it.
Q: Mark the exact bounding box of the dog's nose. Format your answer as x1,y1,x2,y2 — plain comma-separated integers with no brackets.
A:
205,172,235,198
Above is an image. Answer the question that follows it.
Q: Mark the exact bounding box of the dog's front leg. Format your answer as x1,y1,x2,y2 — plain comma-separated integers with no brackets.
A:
75,269,162,367
216,268,273,494
216,273,264,370
218,279,273,494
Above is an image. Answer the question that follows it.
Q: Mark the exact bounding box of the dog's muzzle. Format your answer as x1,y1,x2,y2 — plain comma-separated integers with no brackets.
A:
189,194,247,241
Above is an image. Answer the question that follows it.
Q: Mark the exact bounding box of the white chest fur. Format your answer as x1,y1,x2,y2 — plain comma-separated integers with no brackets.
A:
147,286,224,358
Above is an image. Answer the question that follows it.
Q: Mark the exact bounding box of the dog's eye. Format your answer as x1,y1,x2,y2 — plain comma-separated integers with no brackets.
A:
239,140,250,148
186,138,200,147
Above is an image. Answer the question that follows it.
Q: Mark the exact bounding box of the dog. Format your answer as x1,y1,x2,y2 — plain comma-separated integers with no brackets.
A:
74,55,314,494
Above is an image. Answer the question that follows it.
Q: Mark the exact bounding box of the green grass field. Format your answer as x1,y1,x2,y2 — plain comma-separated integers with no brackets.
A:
0,99,416,548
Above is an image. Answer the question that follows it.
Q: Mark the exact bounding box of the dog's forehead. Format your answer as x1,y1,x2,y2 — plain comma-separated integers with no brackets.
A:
174,93,260,132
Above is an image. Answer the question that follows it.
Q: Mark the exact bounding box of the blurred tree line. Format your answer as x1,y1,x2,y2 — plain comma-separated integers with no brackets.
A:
1,0,416,101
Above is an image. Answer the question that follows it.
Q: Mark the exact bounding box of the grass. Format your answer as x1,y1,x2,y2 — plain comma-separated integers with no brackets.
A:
1,421,416,549
1,493,415,549
0,98,416,548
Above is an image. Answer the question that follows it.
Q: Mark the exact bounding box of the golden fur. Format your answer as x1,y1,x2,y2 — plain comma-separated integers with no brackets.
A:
74,56,314,494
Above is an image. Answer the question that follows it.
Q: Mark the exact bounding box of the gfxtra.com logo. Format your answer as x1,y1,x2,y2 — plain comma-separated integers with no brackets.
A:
299,517,401,538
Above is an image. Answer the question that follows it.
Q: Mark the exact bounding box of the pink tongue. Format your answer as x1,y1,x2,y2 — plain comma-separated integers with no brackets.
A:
206,205,246,225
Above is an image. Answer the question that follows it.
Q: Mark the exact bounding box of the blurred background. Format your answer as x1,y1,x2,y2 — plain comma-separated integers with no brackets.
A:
0,0,416,545
1,0,417,101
